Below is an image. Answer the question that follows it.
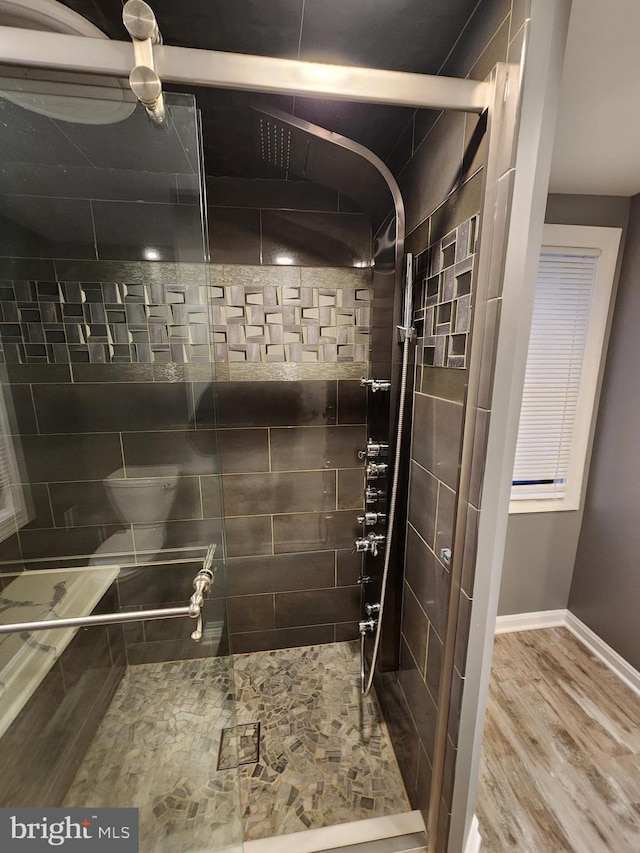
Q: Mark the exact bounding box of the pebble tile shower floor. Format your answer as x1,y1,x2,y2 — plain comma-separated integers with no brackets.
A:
63,641,411,850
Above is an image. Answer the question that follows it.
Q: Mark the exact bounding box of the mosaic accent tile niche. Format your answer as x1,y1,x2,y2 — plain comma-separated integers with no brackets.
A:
413,215,478,369
0,263,371,367
209,266,371,364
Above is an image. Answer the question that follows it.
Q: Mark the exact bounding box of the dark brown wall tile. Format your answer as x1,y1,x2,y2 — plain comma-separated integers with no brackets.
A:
208,207,261,264
399,111,467,233
261,209,371,267
275,585,360,628
405,525,450,639
117,561,202,607
215,381,337,427
337,548,363,586
402,581,429,674
435,482,456,558
4,385,38,435
273,510,357,553
428,173,482,247
200,475,224,519
224,515,272,557
447,667,465,748
335,621,359,641
469,407,490,508
416,743,433,813
20,525,133,562
420,365,468,404
399,639,438,763
49,476,202,527
32,382,193,433
227,593,275,633
226,551,335,596
337,468,365,510
412,392,463,490
126,635,224,664
217,428,269,473
230,624,334,654
20,434,125,483
122,430,219,476
222,470,336,516
426,624,443,702
270,425,365,471
337,380,367,424
408,461,438,549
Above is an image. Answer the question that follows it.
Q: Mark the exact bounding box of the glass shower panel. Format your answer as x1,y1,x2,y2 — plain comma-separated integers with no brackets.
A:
0,84,241,852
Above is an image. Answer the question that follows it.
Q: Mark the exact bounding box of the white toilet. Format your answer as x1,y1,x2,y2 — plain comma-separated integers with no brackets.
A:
90,465,180,564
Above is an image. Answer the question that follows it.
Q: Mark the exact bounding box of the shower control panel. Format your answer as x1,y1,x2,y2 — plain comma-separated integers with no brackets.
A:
356,435,389,558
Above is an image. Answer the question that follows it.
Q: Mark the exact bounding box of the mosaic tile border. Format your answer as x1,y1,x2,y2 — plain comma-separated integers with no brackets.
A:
0,265,371,368
412,215,478,369
0,278,210,366
210,266,371,364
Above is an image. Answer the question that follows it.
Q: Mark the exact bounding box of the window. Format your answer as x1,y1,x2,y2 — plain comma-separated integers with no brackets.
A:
0,387,28,542
510,224,622,513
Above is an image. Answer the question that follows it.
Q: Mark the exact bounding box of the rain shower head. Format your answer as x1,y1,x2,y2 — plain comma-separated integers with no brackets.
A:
256,113,293,171
250,102,404,236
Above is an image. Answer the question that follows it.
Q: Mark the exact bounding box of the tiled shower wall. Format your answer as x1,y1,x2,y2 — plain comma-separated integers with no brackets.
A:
217,372,366,653
377,0,531,849
0,258,372,660
207,178,371,652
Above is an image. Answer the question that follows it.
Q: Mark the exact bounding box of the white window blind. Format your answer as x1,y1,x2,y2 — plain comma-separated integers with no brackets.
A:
510,224,622,514
512,248,599,502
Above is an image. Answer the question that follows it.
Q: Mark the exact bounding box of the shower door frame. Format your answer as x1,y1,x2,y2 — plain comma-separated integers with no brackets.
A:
0,3,570,849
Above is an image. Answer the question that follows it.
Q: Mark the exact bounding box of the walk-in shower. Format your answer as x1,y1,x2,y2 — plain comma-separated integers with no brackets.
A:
0,0,552,851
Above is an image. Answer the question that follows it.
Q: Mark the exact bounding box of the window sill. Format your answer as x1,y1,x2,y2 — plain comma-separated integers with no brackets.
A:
509,498,579,515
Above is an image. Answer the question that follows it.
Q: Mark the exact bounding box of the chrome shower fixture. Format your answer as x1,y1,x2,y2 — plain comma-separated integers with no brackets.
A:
365,486,385,504
358,439,389,459
354,532,386,557
122,0,165,124
366,461,388,480
357,511,386,526
360,378,391,392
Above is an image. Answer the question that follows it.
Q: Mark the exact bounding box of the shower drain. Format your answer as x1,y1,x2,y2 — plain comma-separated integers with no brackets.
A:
217,722,261,770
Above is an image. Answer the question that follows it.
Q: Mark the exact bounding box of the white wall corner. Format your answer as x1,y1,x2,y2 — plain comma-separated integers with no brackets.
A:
464,816,482,853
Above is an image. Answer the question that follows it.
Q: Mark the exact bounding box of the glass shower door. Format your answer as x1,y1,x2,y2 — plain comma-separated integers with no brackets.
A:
0,80,241,852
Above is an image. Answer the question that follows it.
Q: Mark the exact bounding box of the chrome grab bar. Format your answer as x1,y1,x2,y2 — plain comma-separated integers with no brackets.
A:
0,545,217,641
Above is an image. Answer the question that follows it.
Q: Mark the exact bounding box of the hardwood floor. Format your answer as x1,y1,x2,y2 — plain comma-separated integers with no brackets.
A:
477,627,640,852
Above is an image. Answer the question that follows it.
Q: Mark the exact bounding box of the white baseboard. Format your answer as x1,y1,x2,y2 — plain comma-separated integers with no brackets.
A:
464,815,482,853
495,609,640,698
494,609,567,633
564,611,640,698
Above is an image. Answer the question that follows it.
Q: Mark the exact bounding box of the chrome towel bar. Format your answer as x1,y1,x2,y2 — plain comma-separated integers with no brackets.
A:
0,545,217,641
0,606,193,635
